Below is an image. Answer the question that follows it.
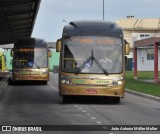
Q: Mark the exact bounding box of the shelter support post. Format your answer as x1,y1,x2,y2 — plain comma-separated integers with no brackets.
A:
154,42,159,83
134,47,137,80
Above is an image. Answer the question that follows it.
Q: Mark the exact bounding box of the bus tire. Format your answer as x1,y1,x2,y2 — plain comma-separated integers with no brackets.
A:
63,96,70,103
8,78,13,85
113,97,120,103
43,81,47,85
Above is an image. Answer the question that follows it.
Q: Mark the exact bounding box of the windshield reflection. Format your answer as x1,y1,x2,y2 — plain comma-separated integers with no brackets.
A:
62,36,123,74
14,48,48,69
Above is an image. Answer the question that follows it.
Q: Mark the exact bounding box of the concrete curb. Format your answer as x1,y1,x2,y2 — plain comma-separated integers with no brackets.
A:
126,89,160,102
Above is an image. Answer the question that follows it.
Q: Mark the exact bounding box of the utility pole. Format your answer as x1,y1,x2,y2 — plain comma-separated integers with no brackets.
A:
103,0,104,20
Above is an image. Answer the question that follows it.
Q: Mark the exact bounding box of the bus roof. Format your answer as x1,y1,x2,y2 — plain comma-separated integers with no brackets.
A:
14,38,47,48
63,20,123,38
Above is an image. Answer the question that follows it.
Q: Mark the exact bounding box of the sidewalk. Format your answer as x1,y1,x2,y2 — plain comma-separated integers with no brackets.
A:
126,89,160,102
0,72,10,94
137,79,160,83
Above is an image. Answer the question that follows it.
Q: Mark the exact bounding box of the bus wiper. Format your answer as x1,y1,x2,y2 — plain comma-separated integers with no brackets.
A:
75,50,108,75
75,55,92,75
93,56,108,75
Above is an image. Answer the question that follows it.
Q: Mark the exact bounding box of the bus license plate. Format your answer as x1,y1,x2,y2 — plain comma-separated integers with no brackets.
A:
86,89,97,94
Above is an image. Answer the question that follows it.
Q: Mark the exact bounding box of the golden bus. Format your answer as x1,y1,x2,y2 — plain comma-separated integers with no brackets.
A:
11,38,51,84
56,21,130,103
0,52,6,72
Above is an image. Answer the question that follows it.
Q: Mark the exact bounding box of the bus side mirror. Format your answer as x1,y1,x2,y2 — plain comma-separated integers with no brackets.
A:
125,43,130,55
48,50,52,57
11,49,14,57
56,39,62,52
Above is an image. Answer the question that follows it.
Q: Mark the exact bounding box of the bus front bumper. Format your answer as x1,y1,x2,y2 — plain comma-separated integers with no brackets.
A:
13,74,48,81
59,84,125,97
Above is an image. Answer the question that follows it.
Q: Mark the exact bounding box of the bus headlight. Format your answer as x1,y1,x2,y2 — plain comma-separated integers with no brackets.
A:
61,80,66,84
112,81,118,86
66,80,70,85
118,81,122,85
61,79,71,85
42,70,48,74
112,80,123,86
60,76,71,85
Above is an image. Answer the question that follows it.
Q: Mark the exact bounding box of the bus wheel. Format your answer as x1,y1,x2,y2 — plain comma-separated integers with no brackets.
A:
8,78,13,85
113,97,120,103
43,81,47,85
63,96,70,103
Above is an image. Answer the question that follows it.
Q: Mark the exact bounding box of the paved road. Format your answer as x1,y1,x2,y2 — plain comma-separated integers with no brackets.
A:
0,73,160,134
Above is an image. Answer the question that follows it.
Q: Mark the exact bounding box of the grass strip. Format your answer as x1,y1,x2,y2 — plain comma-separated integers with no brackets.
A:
125,71,160,97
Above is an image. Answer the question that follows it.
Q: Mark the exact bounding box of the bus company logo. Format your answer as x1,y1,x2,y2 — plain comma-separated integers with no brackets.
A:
2,126,11,131
85,61,92,68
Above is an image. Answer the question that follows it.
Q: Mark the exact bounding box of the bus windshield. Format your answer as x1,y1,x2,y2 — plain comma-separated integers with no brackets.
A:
62,36,123,74
0,56,2,69
14,47,48,69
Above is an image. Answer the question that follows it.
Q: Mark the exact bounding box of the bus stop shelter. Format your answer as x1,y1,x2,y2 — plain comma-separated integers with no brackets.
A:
0,0,41,45
134,37,160,83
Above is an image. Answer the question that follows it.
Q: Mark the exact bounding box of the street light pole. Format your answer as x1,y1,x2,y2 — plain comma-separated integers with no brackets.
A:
103,0,104,20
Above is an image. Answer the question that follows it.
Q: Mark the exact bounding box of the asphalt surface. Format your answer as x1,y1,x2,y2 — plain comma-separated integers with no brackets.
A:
0,73,160,134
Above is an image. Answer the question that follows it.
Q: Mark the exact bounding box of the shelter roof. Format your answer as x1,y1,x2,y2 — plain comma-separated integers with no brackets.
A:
134,37,160,47
0,0,41,45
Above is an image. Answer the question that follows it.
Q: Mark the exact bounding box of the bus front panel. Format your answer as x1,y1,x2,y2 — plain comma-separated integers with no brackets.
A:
12,47,49,81
13,68,49,81
59,73,125,97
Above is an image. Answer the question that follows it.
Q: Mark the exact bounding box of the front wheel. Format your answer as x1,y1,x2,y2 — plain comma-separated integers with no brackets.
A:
8,78,14,85
112,97,120,103
62,96,72,103
63,96,68,103
43,81,47,85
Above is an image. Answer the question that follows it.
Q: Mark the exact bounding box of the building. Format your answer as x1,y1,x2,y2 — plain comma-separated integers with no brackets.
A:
116,16,160,57
48,42,60,72
116,17,160,71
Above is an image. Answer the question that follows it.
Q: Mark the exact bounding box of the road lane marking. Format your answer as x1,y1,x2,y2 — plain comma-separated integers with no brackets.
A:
96,121,102,124
91,117,96,120
74,104,104,125
74,105,79,108
82,110,86,113
49,81,104,125
48,83,58,91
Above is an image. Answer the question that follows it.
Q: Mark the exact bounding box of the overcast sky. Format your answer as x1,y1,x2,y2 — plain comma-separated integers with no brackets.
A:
32,0,160,42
